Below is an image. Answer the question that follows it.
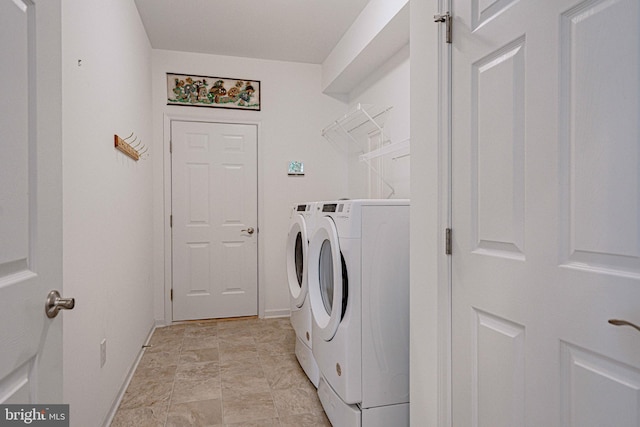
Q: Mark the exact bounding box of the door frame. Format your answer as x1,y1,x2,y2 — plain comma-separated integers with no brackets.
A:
438,1,453,425
436,0,453,426
408,1,451,425
162,112,262,324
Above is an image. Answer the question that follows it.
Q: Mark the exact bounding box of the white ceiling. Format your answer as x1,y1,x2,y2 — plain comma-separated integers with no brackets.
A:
133,0,371,64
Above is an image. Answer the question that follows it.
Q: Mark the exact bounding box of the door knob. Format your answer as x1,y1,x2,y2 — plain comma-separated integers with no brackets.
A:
608,319,640,333
241,227,255,235
45,290,75,318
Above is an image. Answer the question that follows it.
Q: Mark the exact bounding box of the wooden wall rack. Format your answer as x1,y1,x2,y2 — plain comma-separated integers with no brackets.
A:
114,133,147,161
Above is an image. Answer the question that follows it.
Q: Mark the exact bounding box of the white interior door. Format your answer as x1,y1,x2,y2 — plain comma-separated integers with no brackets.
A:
0,0,64,404
172,121,258,321
451,0,640,425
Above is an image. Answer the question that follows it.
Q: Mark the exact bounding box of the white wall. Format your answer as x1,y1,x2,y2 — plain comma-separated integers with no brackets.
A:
151,50,348,322
346,45,410,199
322,0,409,95
61,1,154,425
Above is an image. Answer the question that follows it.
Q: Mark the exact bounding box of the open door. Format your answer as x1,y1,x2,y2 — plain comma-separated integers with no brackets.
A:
451,0,640,425
0,0,67,405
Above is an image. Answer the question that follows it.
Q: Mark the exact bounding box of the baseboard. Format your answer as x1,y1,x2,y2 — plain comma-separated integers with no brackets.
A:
263,308,290,318
101,321,156,427
155,318,169,328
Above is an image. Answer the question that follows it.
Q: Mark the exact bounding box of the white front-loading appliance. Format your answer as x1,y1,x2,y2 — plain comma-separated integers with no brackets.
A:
308,199,410,427
286,202,320,387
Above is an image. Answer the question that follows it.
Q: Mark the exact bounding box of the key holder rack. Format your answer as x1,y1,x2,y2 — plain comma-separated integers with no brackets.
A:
114,133,148,161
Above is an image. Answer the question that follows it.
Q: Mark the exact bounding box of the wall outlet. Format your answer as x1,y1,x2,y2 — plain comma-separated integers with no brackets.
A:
100,339,107,368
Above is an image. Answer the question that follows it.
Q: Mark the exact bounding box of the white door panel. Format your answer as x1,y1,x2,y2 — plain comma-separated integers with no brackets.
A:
172,121,258,321
451,0,640,425
0,0,63,403
559,0,640,276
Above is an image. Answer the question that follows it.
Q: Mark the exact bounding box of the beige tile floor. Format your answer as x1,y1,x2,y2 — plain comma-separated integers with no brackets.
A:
111,317,331,427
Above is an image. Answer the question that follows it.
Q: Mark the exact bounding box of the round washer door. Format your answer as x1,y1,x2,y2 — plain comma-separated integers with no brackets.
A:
308,216,348,341
286,215,309,308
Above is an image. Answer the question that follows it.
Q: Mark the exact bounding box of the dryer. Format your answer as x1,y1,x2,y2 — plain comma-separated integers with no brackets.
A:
308,199,410,427
286,202,320,387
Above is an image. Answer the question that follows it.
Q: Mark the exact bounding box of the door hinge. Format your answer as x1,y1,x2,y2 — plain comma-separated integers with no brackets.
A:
445,228,452,255
434,12,452,44
170,289,173,301
170,215,173,228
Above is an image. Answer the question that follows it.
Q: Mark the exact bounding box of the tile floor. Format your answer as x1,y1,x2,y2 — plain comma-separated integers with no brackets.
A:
111,317,331,427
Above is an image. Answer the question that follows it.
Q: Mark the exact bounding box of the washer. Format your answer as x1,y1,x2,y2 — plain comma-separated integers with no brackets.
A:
308,199,410,427
286,202,320,387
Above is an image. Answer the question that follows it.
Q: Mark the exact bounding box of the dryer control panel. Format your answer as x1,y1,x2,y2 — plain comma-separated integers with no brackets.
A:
321,203,351,214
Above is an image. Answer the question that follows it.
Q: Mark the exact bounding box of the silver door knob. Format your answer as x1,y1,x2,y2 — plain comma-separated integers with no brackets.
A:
45,290,75,318
241,227,255,235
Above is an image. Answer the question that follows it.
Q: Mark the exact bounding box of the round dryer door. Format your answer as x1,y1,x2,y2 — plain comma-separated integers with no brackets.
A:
286,215,309,308
308,216,348,341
